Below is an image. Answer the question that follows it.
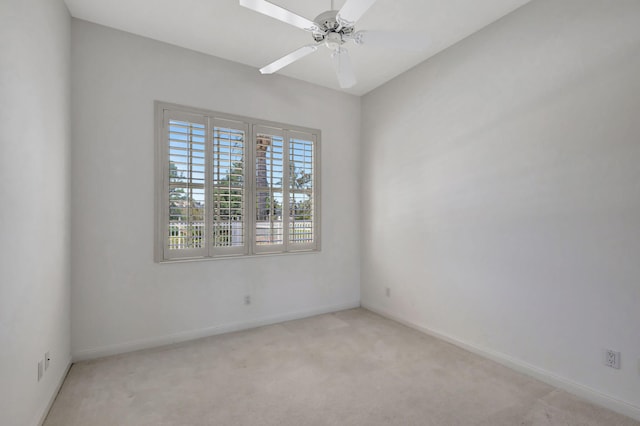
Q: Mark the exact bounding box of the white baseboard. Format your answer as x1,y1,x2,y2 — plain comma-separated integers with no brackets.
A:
362,302,640,422
73,301,360,362
34,357,72,426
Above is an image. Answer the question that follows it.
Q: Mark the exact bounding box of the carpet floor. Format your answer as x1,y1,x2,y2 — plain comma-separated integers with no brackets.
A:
44,309,638,425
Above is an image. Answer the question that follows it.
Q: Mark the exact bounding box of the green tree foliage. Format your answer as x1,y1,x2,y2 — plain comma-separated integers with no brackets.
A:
290,163,312,190
169,162,187,221
289,164,312,220
263,195,282,218
169,162,204,222
214,161,244,221
291,198,312,220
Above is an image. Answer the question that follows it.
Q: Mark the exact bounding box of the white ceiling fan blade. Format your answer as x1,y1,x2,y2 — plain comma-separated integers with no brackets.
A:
331,47,357,89
336,0,377,27
240,0,319,32
260,44,319,74
355,30,431,52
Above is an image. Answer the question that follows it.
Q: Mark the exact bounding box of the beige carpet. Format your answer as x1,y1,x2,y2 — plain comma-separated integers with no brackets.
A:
44,309,638,426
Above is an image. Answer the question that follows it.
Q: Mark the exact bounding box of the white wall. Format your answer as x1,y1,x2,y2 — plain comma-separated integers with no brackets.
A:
0,0,72,425
361,0,640,419
70,20,361,359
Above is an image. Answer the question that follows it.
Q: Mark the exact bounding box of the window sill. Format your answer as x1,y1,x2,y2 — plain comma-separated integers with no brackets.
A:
158,248,321,264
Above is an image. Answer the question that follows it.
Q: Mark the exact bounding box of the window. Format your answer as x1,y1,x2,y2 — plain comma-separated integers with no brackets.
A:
155,102,320,261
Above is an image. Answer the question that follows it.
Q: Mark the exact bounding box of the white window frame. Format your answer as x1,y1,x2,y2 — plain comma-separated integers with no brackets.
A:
155,101,321,262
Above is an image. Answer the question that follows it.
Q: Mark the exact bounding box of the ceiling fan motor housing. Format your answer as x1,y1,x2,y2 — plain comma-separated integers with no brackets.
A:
312,10,354,46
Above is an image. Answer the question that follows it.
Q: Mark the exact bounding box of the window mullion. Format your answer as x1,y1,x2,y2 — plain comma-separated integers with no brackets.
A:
247,125,256,255
282,131,290,253
205,116,213,257
160,110,170,260
188,124,194,248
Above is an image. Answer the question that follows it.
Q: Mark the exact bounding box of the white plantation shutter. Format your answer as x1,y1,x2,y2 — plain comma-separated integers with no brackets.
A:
164,111,208,259
156,102,320,261
254,125,286,254
253,127,318,254
211,119,249,256
288,130,316,251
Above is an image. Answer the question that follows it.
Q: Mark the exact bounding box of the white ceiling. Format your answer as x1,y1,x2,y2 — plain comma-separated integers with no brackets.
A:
64,0,531,95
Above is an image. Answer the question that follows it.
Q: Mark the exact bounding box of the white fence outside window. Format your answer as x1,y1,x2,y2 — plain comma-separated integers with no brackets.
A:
169,221,313,249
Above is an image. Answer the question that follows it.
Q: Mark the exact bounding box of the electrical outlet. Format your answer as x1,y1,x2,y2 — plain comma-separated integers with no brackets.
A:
45,352,50,371
385,287,390,297
37,360,43,381
604,349,621,369
244,295,251,305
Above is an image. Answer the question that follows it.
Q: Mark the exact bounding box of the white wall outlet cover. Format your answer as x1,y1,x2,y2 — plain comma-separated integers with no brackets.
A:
604,349,621,369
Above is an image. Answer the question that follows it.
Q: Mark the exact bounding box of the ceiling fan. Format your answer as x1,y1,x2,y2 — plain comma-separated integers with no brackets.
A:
239,0,429,88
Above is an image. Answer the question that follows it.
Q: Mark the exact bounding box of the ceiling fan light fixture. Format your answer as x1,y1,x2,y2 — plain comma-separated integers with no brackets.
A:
324,32,344,51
